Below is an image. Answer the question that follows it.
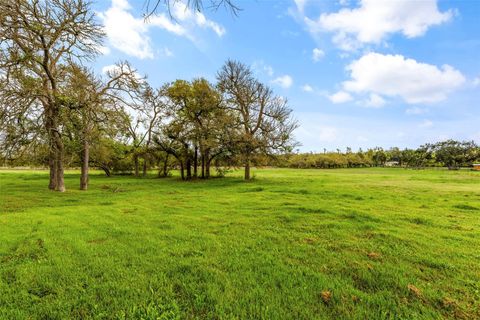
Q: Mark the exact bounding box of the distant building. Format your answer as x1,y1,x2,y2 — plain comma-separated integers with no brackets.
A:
473,164,480,171
385,161,400,167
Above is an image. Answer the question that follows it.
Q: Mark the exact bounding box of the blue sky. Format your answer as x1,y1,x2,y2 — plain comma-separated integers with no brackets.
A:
92,0,480,152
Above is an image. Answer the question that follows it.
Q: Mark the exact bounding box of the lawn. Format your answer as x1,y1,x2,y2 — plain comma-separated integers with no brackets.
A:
0,168,479,319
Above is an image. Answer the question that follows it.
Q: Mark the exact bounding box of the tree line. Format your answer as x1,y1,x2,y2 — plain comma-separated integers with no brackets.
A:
280,140,480,169
0,0,297,191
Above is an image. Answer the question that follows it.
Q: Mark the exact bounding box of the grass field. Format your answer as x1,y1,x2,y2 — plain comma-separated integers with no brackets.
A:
0,168,479,319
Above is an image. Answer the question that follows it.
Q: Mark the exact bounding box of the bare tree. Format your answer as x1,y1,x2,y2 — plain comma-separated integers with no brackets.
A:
217,60,298,180
0,0,104,191
143,0,240,18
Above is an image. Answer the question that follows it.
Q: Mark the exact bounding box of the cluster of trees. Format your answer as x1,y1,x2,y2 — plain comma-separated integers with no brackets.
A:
281,140,480,169
0,0,297,192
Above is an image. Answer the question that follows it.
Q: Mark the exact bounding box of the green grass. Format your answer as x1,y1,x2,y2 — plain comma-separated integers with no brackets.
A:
1,168,479,319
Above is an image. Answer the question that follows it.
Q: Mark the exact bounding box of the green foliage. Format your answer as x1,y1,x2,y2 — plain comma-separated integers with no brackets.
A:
280,140,479,169
1,168,479,319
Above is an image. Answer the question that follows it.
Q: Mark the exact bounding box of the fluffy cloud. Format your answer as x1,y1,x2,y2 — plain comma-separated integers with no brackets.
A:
342,53,465,104
364,93,385,108
297,0,453,50
252,61,274,77
272,75,293,89
98,0,154,59
98,0,225,59
312,48,324,62
101,63,143,81
101,64,118,74
473,77,480,87
167,2,225,37
302,84,314,92
328,90,353,103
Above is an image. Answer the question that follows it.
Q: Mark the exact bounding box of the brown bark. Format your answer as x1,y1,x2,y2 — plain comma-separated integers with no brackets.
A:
193,145,198,178
54,135,66,192
134,154,139,177
180,162,185,180
201,154,205,179
160,154,170,177
51,110,66,192
142,158,148,177
186,157,192,179
80,139,89,190
244,158,251,180
203,149,210,178
46,107,57,190
206,160,211,178
49,152,57,190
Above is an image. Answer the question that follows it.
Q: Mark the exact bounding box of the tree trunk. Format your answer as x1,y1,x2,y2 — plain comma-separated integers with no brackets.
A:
54,138,66,192
180,161,185,180
186,157,192,180
46,108,57,190
134,154,139,177
201,154,205,179
204,150,210,178
160,154,169,177
49,155,57,190
100,165,111,177
206,159,211,178
244,157,251,180
142,157,147,177
80,139,89,190
193,145,198,178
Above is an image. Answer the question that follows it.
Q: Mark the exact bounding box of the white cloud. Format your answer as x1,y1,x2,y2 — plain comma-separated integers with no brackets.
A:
167,2,226,37
98,45,111,55
342,52,465,104
98,0,153,59
265,66,274,77
312,48,325,62
272,75,293,89
473,77,480,87
252,61,274,77
297,0,453,51
302,84,314,92
148,15,188,37
406,107,428,115
101,64,119,75
98,0,225,59
328,90,353,103
419,120,434,128
294,0,307,14
364,93,385,108
101,63,143,81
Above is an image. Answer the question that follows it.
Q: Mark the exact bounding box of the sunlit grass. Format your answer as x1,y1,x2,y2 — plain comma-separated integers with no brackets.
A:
0,168,479,319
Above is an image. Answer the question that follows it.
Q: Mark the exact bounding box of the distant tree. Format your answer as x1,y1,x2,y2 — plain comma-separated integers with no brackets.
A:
431,140,478,169
189,78,234,178
217,60,298,180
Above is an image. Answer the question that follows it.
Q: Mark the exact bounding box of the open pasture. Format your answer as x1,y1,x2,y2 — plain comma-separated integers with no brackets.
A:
0,168,479,319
